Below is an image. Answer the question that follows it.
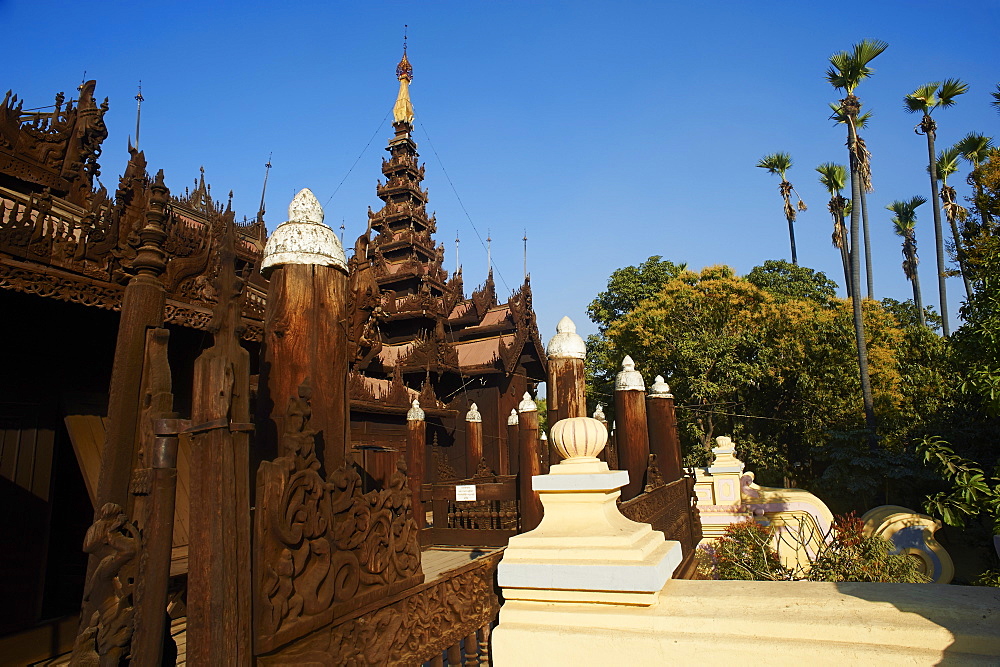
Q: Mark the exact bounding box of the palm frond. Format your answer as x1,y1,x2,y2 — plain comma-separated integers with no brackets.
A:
826,53,852,91
904,82,939,114
992,83,1000,115
756,152,793,177
852,39,889,67
935,147,962,182
937,78,969,107
955,132,995,165
816,162,847,194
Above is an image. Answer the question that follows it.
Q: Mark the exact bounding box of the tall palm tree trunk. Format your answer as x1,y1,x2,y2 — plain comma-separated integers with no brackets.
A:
860,190,874,298
787,215,798,265
845,100,877,439
910,259,925,326
942,189,973,299
923,116,950,335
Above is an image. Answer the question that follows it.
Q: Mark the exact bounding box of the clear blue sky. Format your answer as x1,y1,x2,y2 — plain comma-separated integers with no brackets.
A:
5,0,999,349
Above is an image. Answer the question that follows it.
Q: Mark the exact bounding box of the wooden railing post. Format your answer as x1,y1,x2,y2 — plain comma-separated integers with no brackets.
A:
258,188,350,469
187,220,253,665
506,409,519,475
614,355,649,500
646,375,683,483
407,399,426,529
517,393,542,531
466,403,483,475
545,315,587,428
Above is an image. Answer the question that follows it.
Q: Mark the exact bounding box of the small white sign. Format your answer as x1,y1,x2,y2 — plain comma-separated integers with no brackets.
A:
455,484,477,502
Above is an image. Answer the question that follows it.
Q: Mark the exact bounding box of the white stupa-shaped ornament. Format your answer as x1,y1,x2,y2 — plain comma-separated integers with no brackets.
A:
518,392,537,413
648,375,673,398
466,403,482,422
261,188,346,277
406,399,424,421
507,408,519,426
615,355,645,391
546,316,586,360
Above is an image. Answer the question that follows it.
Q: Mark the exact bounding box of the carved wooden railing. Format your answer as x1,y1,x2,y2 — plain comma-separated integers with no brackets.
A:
422,475,519,547
619,475,702,578
257,549,502,666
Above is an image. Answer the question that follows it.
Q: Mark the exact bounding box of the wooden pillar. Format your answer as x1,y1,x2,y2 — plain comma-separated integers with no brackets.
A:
131,422,179,666
517,393,543,531
614,355,649,500
93,171,168,513
505,409,519,475
407,400,426,529
187,223,253,665
258,189,350,470
545,315,587,430
540,431,551,474
466,403,483,475
593,404,609,464
646,375,683,483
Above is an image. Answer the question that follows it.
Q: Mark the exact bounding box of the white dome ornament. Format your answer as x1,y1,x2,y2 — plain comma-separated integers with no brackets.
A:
261,188,347,277
648,375,673,398
550,417,609,462
406,399,424,421
466,403,482,423
546,316,586,360
615,355,645,392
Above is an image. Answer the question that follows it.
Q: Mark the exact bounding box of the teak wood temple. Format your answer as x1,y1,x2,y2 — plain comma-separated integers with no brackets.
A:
0,50,702,665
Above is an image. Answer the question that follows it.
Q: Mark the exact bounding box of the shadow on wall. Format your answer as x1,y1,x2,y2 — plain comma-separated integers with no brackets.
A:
835,581,1000,661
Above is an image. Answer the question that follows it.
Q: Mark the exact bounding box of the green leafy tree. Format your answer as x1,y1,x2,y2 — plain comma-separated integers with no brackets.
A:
905,79,969,337
887,196,928,327
955,132,995,232
827,38,888,439
816,162,853,297
756,152,806,265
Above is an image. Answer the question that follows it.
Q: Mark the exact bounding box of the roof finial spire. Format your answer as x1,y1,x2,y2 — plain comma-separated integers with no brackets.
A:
393,25,414,125
523,229,528,280
487,229,492,276
257,153,272,224
134,80,144,151
455,231,461,274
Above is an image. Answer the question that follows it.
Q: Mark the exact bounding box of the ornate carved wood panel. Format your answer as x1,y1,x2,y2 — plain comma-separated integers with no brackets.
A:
257,551,502,666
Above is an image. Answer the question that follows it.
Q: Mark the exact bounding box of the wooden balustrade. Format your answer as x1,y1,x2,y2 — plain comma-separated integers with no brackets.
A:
421,475,519,547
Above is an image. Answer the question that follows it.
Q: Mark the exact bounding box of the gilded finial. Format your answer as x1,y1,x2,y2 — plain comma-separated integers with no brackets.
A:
396,25,413,82
393,26,415,125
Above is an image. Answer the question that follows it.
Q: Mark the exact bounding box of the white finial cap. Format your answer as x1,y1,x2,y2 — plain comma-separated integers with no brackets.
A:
550,417,609,460
466,403,482,422
261,188,347,277
518,392,537,413
615,355,645,391
648,375,673,398
593,404,606,421
546,315,586,360
507,408,519,425
406,399,424,421
541,431,548,441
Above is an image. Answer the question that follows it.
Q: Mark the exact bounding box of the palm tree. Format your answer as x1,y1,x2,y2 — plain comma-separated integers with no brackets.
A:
904,79,968,337
936,146,972,298
887,196,928,326
829,105,876,299
955,132,995,232
991,83,1000,115
827,38,887,438
816,162,853,296
756,152,806,265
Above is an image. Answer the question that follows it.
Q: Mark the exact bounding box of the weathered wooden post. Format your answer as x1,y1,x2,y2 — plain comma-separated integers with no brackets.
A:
258,188,350,469
517,393,543,531
72,171,171,664
406,399,426,529
614,355,649,500
545,315,587,430
646,375,683,483
187,221,253,665
540,431,551,474
593,404,610,464
466,403,483,475
506,408,519,475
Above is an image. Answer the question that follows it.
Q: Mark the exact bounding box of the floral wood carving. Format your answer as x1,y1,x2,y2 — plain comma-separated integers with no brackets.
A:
644,453,666,493
257,552,502,666
254,383,424,654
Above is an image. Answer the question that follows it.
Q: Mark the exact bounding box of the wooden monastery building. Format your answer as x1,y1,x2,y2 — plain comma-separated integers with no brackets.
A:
0,49,699,665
